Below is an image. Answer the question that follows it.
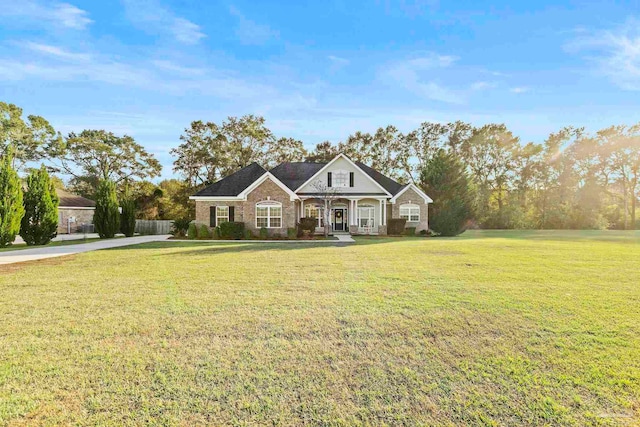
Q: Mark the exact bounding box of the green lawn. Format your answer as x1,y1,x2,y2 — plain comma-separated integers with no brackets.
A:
0,231,638,426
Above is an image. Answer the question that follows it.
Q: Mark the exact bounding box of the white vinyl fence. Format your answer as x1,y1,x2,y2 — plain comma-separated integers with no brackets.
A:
135,220,173,235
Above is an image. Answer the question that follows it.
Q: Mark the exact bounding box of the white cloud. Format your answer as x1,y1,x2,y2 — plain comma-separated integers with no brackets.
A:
328,55,349,66
510,86,529,94
379,53,464,104
566,18,640,90
470,81,497,91
152,60,205,76
229,6,278,45
51,3,93,29
123,0,205,45
22,42,91,61
0,1,92,30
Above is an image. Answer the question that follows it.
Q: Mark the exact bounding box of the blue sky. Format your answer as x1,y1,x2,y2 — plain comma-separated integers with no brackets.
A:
1,0,639,180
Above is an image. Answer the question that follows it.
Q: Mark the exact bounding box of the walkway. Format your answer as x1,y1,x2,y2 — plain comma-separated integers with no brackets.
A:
0,235,171,265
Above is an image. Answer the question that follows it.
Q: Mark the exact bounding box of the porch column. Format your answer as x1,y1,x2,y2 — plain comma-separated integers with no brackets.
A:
379,199,383,226
300,199,304,219
354,199,357,225
383,199,387,225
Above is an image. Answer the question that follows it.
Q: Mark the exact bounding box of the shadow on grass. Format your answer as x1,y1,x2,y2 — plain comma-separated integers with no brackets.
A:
100,237,406,257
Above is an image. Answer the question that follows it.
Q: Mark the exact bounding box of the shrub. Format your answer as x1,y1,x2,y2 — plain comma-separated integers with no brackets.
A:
259,227,268,239
94,179,120,239
213,226,221,239
297,217,317,237
405,226,417,236
120,197,136,237
171,218,191,237
287,227,297,239
243,228,252,240
387,218,407,235
198,224,211,239
20,165,58,246
218,221,245,239
187,223,197,239
0,148,24,247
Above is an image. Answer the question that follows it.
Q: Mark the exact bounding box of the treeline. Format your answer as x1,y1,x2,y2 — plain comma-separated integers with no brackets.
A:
4,101,639,230
173,116,640,230
1,101,189,227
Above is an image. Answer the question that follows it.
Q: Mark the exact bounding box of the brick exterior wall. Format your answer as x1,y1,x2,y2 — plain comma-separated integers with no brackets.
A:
390,187,429,234
58,208,95,234
195,200,244,226
245,178,296,236
194,177,296,237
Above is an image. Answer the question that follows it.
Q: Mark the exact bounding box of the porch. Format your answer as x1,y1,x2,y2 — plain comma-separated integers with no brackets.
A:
298,197,388,235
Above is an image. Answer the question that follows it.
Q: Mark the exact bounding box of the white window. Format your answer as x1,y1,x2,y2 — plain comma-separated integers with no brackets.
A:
256,201,282,228
400,204,420,222
332,170,349,187
358,205,375,229
216,206,229,223
305,204,324,227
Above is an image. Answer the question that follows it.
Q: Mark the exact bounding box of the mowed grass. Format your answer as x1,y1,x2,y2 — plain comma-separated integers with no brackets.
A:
0,231,638,426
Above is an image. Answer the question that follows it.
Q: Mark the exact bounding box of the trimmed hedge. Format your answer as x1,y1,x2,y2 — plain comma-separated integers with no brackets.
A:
297,217,317,236
219,221,245,239
287,227,297,239
387,218,407,235
259,227,268,239
187,223,197,239
198,224,211,239
405,226,417,236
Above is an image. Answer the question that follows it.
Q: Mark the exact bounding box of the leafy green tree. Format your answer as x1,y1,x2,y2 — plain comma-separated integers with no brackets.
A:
421,150,474,236
305,141,339,163
120,196,136,237
94,180,120,238
0,102,63,170
20,166,59,245
56,130,161,198
172,115,307,186
0,147,25,246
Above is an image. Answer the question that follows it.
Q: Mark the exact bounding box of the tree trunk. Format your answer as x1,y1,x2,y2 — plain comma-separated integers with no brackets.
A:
324,199,329,237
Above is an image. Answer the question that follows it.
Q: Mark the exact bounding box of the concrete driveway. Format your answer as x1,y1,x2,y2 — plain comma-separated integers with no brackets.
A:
0,235,171,265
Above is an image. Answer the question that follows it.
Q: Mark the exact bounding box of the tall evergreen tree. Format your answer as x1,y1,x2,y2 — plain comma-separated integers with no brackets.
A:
120,196,136,237
94,179,120,238
20,165,59,245
0,147,25,246
421,149,474,236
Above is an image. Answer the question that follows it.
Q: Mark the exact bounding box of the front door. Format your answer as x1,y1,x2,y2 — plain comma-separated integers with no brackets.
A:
333,208,345,231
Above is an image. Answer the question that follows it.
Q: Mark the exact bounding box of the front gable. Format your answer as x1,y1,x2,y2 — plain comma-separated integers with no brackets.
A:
296,155,391,195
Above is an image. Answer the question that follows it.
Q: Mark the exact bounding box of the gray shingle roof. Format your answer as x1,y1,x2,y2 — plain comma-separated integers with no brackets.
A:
354,161,405,195
192,163,266,196
191,158,406,197
269,162,325,191
56,189,96,208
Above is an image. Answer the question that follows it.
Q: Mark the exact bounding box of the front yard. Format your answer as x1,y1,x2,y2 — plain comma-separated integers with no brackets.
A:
0,231,638,425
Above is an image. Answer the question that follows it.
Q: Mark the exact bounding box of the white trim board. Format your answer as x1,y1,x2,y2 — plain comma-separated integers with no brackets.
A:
240,172,299,201
293,153,392,197
390,184,433,204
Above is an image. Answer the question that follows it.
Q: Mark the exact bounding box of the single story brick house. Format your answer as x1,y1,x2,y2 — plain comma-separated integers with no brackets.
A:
190,153,432,236
56,189,96,234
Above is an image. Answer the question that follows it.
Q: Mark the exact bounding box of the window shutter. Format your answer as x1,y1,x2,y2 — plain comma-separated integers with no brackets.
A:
327,172,332,187
349,172,354,187
229,206,235,222
209,206,216,227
